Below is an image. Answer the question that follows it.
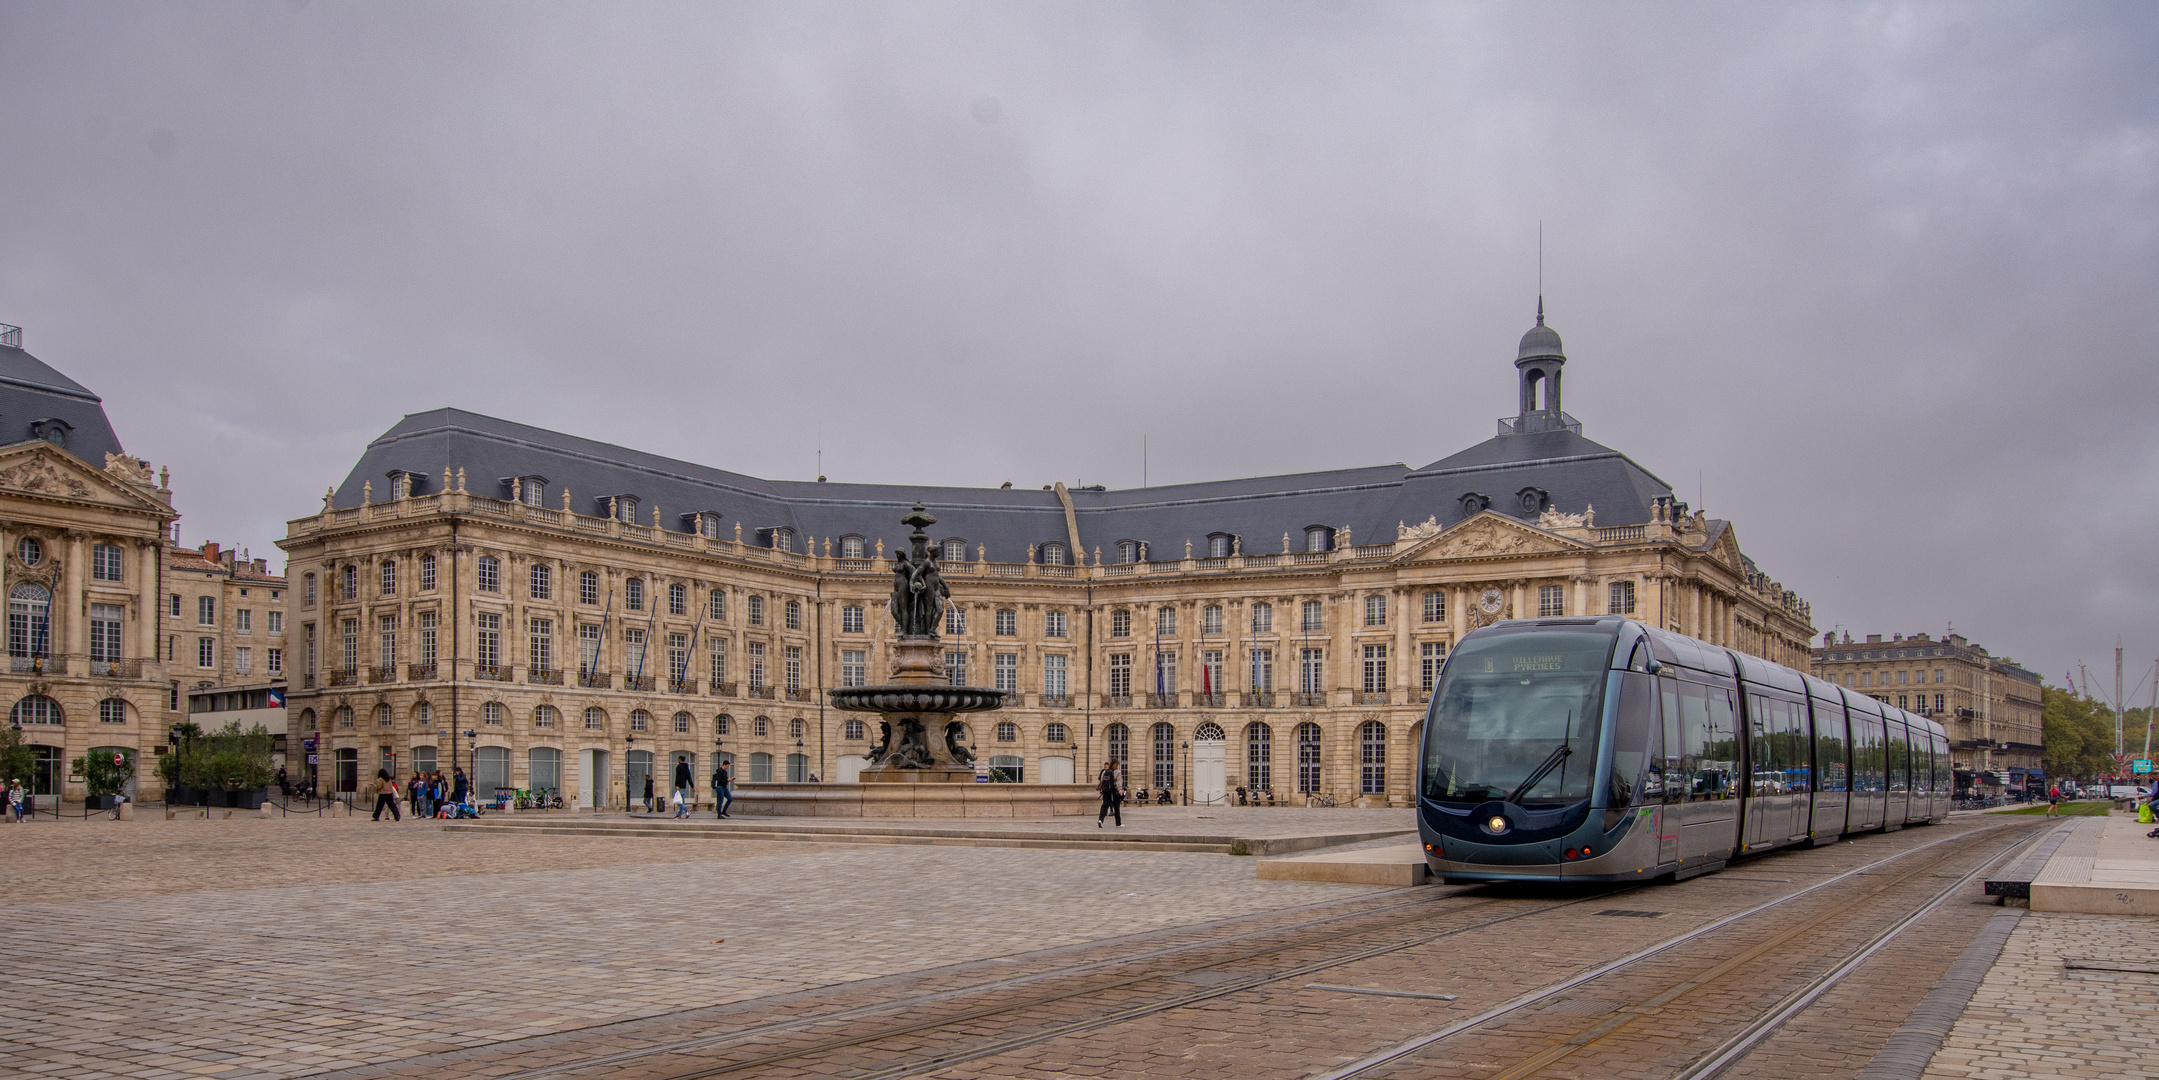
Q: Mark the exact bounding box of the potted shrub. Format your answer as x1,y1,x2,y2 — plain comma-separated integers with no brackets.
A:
73,748,135,811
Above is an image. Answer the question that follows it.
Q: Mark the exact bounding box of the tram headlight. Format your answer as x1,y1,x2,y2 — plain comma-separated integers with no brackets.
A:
1485,815,1509,834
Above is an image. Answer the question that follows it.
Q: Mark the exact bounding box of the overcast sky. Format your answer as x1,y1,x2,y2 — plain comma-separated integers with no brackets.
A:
2,2,2155,696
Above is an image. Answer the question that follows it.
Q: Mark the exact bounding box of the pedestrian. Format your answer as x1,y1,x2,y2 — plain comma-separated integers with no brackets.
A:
7,779,23,823
714,761,733,818
672,755,693,818
276,766,290,799
408,771,423,818
642,770,655,813
371,769,403,821
452,767,469,808
1096,759,1124,828
2046,785,2061,817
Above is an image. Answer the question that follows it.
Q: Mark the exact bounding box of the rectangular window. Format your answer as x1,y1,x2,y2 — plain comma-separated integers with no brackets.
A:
669,584,687,616
625,578,643,611
235,608,252,635
476,557,499,593
1156,651,1177,694
624,627,646,676
1608,580,1636,615
531,564,552,600
1360,643,1389,694
340,618,357,672
267,610,282,635
709,637,727,685
670,633,690,683
1251,604,1273,633
92,543,124,582
1538,584,1563,617
530,618,553,673
303,623,315,676
709,589,726,621
475,613,500,670
1300,647,1325,695
1302,601,1323,633
1156,607,1176,636
841,649,866,688
418,611,438,666
1043,653,1067,698
748,640,766,689
1422,592,1445,624
302,575,316,607
1202,606,1223,635
994,652,1018,693
1110,610,1130,637
89,603,123,663
235,646,252,675
1363,595,1386,626
1934,693,1944,712
267,647,282,674
995,609,1016,636
1421,641,1447,693
946,606,966,636
1934,668,1945,684
841,605,864,634
748,595,764,625
378,614,397,668
945,649,968,687
580,571,600,606
381,560,396,596
1899,670,1910,686
784,600,801,631
170,592,182,618
578,624,602,674
1250,648,1274,693
1201,649,1223,695
1045,610,1067,638
1108,653,1131,698
198,596,216,625
420,556,436,592
198,636,216,668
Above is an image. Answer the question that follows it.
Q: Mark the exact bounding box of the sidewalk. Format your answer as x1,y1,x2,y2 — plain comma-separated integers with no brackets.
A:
2030,808,2159,915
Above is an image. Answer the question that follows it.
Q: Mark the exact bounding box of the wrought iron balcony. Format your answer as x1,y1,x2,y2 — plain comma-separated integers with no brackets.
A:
328,667,360,687
710,680,737,697
785,688,811,702
1353,691,1391,705
368,665,398,684
406,663,438,681
1041,694,1072,708
669,678,699,695
578,670,612,689
1244,691,1276,708
1146,693,1177,709
1102,694,1132,708
748,685,775,700
528,667,563,686
1290,692,1327,707
623,675,655,692
1192,693,1225,708
88,659,142,678
475,664,510,682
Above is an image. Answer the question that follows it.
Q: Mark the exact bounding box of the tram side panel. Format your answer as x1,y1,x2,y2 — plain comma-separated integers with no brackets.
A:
1664,674,1742,866
1844,690,1889,831
1806,681,1852,843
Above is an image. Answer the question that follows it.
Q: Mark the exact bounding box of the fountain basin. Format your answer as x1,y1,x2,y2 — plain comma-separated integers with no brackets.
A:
828,686,1008,713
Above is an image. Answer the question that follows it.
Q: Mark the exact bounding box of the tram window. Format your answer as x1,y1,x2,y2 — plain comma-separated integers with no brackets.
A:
1777,699,1810,795
1887,724,1910,793
1748,696,1774,797
1855,715,1885,793
1704,686,1740,801
1673,681,1734,802
1658,678,1684,804
1611,673,1658,806
1813,701,1848,793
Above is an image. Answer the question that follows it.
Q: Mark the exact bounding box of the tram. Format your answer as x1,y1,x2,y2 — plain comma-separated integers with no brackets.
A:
1418,618,1950,884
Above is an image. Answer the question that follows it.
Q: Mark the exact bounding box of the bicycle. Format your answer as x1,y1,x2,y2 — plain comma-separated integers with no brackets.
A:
1305,792,1338,808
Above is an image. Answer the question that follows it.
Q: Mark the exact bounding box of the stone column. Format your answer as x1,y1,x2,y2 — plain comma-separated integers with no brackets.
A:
138,542,159,663
65,531,88,661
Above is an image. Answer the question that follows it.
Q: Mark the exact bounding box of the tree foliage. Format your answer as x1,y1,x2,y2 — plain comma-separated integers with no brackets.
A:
156,720,273,792
71,747,136,798
2043,687,2117,780
0,724,35,786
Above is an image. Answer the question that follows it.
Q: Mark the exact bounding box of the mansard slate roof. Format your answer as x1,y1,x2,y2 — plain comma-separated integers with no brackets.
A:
0,342,127,465
331,316,1681,562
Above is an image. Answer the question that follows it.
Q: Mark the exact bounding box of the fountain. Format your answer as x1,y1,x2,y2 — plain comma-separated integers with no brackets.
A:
728,504,1097,817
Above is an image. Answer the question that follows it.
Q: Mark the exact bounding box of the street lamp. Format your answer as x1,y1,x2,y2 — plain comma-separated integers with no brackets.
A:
1181,741,1190,806
794,737,804,783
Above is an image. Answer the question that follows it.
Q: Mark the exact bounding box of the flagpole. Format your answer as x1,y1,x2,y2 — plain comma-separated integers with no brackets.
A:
595,590,614,681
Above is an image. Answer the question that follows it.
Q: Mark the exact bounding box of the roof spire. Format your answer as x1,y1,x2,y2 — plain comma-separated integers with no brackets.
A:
1536,295,1544,327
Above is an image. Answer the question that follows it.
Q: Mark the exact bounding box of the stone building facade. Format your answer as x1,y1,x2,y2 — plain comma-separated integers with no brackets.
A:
1809,630,2043,794
279,311,1816,807
165,540,291,770
0,325,180,805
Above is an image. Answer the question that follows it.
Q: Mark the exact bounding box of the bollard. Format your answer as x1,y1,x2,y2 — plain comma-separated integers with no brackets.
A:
116,802,133,821
165,809,177,821
260,803,273,819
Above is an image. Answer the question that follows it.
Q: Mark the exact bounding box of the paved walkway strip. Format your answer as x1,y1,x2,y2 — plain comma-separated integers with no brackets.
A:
1853,910,2025,1080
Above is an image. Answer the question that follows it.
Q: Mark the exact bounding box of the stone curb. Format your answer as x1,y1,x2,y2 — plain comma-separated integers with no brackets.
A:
1851,909,2023,1080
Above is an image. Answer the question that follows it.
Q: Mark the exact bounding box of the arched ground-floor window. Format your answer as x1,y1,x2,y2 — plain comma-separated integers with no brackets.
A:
528,747,562,794
1296,722,1323,794
1359,720,1387,795
749,752,772,783
987,755,1023,783
626,750,654,804
1246,722,1273,793
786,752,808,782
1106,723,1129,788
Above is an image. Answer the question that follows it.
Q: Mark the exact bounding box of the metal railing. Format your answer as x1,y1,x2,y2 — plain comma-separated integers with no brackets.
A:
748,685,775,700
368,665,398,684
623,675,655,692
669,678,699,695
785,688,811,702
528,668,563,686
329,667,360,687
1291,692,1327,707
1146,693,1177,709
406,663,437,681
1192,693,1225,708
1102,694,1132,708
88,659,142,678
1041,694,1072,708
1245,691,1276,707
475,665,510,682
710,681,737,696
578,671,612,689
1353,690,1391,705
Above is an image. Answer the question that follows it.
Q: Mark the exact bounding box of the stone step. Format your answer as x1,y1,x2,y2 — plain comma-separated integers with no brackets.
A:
1255,842,1430,886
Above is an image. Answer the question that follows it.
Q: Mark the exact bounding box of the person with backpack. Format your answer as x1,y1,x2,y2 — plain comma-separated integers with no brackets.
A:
713,761,733,818
371,769,403,821
1096,759,1124,828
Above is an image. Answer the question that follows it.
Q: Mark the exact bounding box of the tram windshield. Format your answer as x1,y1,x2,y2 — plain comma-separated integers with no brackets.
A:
1422,629,1611,806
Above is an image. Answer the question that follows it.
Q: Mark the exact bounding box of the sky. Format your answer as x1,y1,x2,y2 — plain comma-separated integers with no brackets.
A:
2,2,2155,696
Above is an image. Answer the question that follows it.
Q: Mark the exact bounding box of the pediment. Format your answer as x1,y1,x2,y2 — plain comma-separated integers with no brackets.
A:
1706,524,1743,571
1398,511,1587,562
0,443,170,514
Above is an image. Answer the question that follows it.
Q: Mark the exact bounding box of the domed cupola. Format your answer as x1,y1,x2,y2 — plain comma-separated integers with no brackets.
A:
1510,299,1572,434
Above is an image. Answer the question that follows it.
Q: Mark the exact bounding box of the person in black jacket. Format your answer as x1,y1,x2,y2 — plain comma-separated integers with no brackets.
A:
1097,760,1124,828
371,769,402,821
672,755,694,818
451,767,469,808
714,762,733,818
642,771,655,813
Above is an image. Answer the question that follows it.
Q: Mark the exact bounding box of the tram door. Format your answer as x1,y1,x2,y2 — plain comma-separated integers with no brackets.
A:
1742,694,1804,850
1847,699,1886,831
1656,679,1683,867
1665,678,1740,864
1809,694,1850,841
1885,719,1911,826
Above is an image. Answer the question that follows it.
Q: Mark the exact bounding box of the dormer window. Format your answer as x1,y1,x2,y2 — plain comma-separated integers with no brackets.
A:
1304,525,1335,553
28,418,70,447
764,528,793,552
385,470,424,498
1041,542,1067,566
603,495,639,522
501,475,547,506
1116,540,1138,564
1206,533,1235,558
839,535,866,559
941,538,967,562
681,511,723,539
1458,493,1491,517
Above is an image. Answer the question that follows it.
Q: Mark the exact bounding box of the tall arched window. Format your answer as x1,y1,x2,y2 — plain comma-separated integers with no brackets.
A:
1106,722,1130,788
1296,722,1323,794
9,695,60,725
533,705,558,728
1151,722,1176,789
1246,722,1273,792
1359,720,1387,794
335,706,354,729
7,582,50,664
584,707,607,730
789,717,805,739
482,702,504,726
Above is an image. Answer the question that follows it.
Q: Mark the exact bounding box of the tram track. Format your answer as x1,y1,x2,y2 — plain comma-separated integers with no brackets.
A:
427,819,2041,1080
1313,818,2050,1080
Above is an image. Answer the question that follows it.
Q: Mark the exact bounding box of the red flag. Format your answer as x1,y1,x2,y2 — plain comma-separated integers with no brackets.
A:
1203,658,1213,696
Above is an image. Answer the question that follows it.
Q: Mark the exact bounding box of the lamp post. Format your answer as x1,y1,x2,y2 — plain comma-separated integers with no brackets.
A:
1181,741,1190,805
626,733,637,812
794,737,804,783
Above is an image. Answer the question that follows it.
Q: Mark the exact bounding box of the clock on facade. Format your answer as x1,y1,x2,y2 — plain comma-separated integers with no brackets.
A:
1478,588,1506,615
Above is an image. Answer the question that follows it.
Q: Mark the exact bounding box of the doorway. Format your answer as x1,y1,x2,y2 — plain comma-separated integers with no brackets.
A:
577,748,611,809
1192,723,1227,805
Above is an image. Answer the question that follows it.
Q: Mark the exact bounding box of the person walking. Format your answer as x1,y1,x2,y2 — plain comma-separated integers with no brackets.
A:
451,767,469,809
2046,785,2061,817
714,761,733,818
1096,759,1124,828
408,771,423,818
276,766,290,799
672,755,693,818
642,770,655,814
371,769,403,821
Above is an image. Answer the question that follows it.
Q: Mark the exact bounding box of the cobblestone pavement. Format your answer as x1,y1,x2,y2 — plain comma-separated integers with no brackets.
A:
0,814,1392,1079
1922,911,2159,1080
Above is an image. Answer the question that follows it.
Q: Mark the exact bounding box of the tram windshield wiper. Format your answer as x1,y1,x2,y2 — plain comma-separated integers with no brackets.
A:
1505,744,1572,805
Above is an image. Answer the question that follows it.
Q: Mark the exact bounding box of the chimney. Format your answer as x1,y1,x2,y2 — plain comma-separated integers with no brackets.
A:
201,542,220,562
1866,634,1882,643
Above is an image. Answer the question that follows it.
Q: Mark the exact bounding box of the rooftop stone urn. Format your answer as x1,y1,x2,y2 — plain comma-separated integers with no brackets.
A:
829,503,1006,783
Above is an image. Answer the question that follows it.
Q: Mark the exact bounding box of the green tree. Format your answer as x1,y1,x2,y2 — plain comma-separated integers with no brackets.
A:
71,747,136,798
0,723,34,786
2042,687,2116,782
